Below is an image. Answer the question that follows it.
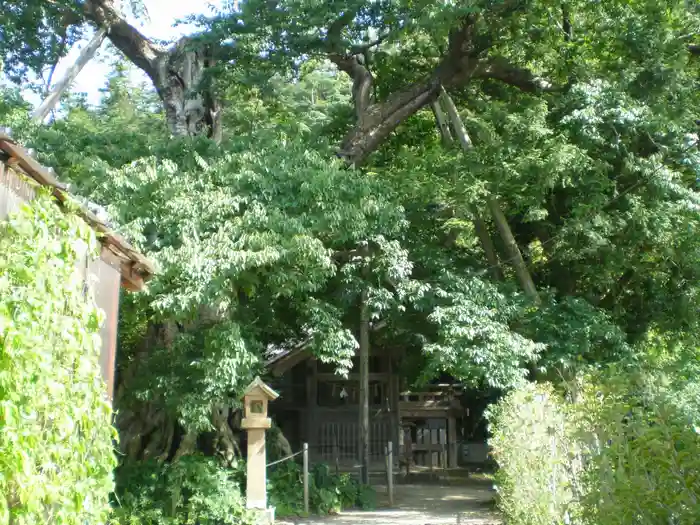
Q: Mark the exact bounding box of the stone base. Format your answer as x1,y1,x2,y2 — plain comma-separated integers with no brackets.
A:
250,507,275,524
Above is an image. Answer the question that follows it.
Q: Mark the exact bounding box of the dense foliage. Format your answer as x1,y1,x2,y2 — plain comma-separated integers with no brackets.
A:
1,0,700,521
0,191,116,525
489,348,700,525
268,462,375,517
112,455,250,525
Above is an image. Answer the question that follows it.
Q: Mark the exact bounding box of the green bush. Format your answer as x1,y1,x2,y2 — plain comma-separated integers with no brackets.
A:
0,192,117,524
488,383,582,525
267,461,375,517
111,455,251,524
488,367,700,525
576,368,700,525
356,482,377,511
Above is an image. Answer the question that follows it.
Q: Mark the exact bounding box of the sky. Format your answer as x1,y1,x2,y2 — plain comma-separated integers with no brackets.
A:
26,0,225,107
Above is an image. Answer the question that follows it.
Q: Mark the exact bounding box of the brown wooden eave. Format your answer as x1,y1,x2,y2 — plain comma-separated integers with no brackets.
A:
0,133,155,291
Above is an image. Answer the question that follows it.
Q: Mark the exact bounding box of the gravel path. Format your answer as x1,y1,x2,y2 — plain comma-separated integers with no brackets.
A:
277,480,501,525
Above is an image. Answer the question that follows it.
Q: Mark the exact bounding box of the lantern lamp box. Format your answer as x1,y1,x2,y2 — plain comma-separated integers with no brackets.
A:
241,376,279,430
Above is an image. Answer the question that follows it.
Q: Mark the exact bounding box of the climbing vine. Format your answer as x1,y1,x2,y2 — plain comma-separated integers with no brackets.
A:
0,189,117,524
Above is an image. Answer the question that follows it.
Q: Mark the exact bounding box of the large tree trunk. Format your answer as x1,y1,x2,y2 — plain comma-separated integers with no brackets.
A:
114,317,242,466
115,322,179,462
84,0,221,140
155,39,222,141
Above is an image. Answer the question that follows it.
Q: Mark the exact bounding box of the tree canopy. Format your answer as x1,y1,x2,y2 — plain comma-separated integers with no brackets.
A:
1,0,699,521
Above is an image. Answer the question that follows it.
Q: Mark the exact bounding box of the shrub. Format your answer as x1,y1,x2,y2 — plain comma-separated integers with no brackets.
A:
488,367,700,525
267,461,375,517
576,368,700,525
488,383,582,525
111,455,251,524
0,192,117,524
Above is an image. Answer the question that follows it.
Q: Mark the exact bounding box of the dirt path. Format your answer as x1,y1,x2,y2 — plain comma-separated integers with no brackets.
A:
277,479,501,525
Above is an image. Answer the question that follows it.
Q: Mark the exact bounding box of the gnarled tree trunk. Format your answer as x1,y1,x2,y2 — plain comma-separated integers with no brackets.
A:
84,0,221,141
154,39,222,142
326,6,558,166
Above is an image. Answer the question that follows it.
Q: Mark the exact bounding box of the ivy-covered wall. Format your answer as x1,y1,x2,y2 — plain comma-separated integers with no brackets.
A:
0,189,117,524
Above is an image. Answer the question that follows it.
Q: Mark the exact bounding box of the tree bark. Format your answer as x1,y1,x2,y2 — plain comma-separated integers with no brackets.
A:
83,0,221,140
32,27,107,123
337,78,442,165
358,284,370,485
439,87,539,301
212,404,241,466
486,198,540,303
472,209,504,281
430,99,454,145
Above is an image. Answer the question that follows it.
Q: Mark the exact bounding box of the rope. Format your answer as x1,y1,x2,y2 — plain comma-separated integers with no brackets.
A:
266,449,304,468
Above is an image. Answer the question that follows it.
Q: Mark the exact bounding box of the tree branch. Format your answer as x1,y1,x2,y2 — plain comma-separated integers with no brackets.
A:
32,27,108,123
329,2,547,164
474,56,559,93
83,0,164,81
330,53,373,120
326,8,361,52
349,33,393,55
323,8,375,121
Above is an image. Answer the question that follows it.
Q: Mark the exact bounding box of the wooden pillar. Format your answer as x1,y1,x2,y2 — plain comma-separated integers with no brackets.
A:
359,287,370,485
388,353,400,456
448,414,458,468
306,358,318,454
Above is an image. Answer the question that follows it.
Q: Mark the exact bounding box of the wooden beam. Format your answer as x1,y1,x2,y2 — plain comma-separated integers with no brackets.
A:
400,409,453,419
316,372,389,382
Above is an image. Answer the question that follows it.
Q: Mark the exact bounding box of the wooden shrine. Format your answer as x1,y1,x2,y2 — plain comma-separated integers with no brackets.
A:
266,347,463,470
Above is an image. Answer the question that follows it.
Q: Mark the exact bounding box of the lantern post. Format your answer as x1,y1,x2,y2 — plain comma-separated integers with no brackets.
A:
241,376,279,524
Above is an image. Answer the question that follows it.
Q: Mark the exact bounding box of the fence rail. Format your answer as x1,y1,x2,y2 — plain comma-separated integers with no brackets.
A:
265,449,303,468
